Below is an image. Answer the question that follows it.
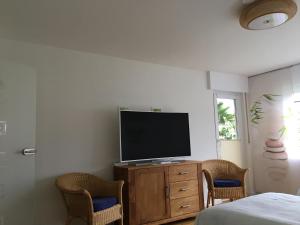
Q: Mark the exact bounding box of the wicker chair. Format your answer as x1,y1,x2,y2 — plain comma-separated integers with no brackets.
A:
202,160,248,208
56,173,124,225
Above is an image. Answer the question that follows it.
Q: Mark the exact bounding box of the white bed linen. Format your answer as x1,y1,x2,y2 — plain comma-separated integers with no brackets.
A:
195,192,300,225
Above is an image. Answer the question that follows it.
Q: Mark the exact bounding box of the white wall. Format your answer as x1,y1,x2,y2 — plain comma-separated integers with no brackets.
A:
0,39,217,225
208,71,248,93
220,141,243,167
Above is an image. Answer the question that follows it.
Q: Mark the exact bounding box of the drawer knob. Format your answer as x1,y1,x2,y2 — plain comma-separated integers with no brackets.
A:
178,171,189,175
180,204,191,208
179,188,189,192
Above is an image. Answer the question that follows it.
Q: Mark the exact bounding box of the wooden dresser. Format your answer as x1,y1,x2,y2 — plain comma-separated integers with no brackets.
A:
114,160,204,225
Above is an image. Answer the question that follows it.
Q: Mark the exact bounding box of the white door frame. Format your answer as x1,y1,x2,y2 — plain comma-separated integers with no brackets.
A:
213,91,245,162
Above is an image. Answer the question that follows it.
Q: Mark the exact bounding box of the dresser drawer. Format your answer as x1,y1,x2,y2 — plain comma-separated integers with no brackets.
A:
170,196,200,217
170,180,199,199
169,164,198,182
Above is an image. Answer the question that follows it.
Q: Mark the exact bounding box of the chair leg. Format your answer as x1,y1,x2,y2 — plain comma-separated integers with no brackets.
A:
211,195,215,206
87,218,93,225
206,192,210,208
116,217,123,225
65,216,73,225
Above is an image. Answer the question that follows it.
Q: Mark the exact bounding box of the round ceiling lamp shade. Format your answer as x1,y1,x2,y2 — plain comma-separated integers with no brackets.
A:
240,0,297,30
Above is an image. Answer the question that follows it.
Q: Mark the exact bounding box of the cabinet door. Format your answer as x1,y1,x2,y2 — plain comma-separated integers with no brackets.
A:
135,167,169,224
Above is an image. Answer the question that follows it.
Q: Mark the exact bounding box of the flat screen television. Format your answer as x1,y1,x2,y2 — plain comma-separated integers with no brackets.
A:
119,110,191,162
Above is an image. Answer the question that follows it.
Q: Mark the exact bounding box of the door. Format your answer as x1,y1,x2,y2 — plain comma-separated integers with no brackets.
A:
214,92,246,167
0,61,36,225
135,167,169,224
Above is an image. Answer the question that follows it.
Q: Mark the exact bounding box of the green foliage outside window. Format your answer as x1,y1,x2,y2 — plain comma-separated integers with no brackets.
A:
217,102,237,140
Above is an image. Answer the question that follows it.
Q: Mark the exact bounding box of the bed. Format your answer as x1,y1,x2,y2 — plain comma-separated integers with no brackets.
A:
195,192,300,225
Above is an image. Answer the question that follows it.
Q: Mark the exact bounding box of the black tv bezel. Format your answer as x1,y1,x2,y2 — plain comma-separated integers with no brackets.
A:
119,110,191,162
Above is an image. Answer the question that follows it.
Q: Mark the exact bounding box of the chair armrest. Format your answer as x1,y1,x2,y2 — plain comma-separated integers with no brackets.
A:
203,169,214,191
92,179,124,204
60,188,94,219
236,168,248,186
228,166,248,186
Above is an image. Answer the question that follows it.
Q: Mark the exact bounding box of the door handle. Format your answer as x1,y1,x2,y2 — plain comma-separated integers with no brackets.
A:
22,148,36,156
165,185,170,198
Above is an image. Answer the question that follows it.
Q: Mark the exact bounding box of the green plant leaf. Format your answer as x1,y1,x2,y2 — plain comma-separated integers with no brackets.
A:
263,94,273,101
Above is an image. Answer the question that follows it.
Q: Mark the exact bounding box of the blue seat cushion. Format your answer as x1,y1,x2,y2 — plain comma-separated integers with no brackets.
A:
214,179,241,187
92,196,117,212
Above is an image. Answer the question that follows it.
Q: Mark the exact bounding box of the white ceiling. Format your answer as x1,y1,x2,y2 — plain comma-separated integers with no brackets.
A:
0,0,300,76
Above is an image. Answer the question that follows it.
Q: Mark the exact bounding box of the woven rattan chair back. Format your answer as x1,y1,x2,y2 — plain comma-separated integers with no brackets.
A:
56,173,102,196
202,159,243,180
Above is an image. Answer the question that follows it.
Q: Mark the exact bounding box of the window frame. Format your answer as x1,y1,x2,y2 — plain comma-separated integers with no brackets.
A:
213,91,242,141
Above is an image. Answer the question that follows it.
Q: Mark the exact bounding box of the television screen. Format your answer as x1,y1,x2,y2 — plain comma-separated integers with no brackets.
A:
120,111,191,162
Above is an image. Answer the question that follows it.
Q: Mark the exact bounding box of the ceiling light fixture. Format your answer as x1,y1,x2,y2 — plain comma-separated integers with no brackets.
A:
240,0,297,30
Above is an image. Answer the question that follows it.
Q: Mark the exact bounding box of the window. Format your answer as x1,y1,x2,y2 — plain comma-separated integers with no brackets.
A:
284,93,300,159
215,97,239,140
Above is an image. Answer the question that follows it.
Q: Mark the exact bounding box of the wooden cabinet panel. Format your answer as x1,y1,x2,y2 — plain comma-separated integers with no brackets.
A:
170,180,198,199
135,167,169,224
197,163,205,211
114,161,203,225
170,196,200,217
169,164,197,182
